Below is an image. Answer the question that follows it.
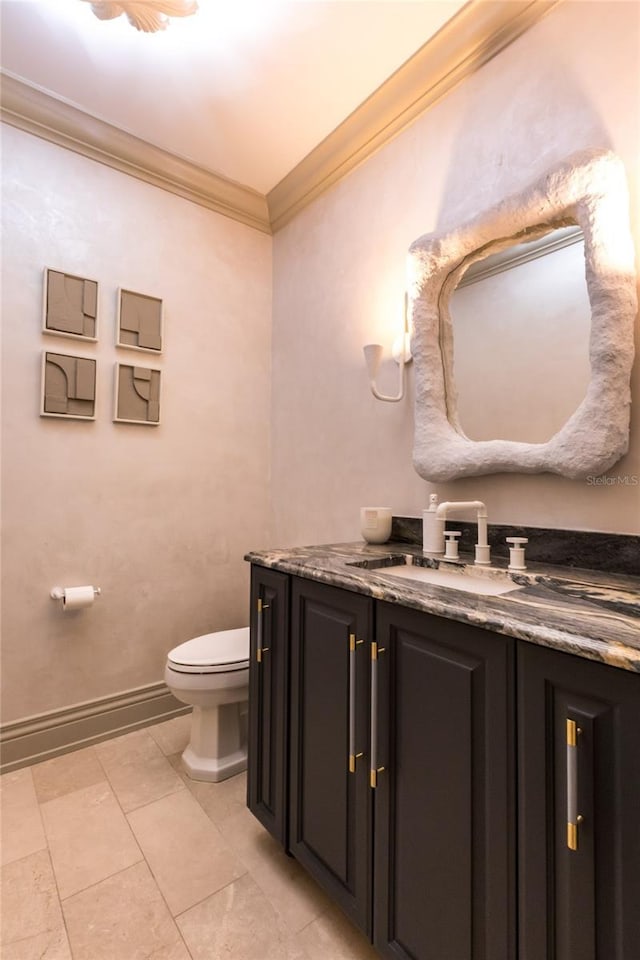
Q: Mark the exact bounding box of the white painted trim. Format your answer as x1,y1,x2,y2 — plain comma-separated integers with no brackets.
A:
0,72,271,235
267,0,562,231
0,1,559,234
0,682,190,773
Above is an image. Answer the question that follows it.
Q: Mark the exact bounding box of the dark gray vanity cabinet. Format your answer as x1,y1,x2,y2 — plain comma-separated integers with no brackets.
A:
286,580,515,955
372,601,516,960
289,578,374,933
247,566,289,845
247,566,640,960
517,642,640,960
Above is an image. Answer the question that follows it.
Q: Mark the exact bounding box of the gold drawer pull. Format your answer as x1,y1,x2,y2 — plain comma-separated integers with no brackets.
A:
370,641,385,788
566,719,583,850
348,634,364,772
256,598,270,663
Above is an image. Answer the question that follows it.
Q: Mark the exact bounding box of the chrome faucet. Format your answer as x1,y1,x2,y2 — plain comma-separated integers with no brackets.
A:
435,500,491,565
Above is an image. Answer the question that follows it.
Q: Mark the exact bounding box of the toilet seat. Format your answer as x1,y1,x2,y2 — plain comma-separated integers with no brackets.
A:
167,627,249,674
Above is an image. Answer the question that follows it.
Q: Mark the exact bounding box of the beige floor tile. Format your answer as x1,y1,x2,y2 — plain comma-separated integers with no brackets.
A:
253,853,333,934
62,860,190,960
95,729,184,813
32,746,105,804
219,804,281,865
0,848,72,960
222,806,332,933
127,787,246,916
147,713,192,756
2,716,372,960
1,926,72,960
177,872,310,960
296,904,379,960
0,767,47,865
41,780,142,899
169,756,248,824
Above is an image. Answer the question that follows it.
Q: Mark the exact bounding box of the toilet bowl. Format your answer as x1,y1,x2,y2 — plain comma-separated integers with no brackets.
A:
164,626,250,783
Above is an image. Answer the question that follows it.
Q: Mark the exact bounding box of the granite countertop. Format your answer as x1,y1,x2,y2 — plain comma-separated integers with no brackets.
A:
245,541,640,673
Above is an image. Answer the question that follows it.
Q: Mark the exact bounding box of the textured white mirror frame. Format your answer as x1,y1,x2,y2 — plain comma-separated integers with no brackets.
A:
409,150,637,481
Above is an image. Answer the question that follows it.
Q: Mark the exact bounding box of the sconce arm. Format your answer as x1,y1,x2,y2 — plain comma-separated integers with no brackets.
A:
364,342,408,403
368,364,406,403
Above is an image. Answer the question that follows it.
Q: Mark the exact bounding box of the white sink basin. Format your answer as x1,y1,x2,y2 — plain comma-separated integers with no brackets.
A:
377,562,522,597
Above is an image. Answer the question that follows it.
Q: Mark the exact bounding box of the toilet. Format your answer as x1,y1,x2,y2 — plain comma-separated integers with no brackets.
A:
164,627,250,783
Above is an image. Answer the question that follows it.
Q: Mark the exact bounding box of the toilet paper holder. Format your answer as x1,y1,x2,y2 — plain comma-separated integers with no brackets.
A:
50,585,101,602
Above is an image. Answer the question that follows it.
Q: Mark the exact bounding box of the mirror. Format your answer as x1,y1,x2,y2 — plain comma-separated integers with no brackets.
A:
408,150,637,481
450,226,591,443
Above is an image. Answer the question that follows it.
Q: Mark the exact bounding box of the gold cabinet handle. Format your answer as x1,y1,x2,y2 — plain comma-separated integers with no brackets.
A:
566,719,583,850
348,634,364,772
370,641,385,788
256,598,270,663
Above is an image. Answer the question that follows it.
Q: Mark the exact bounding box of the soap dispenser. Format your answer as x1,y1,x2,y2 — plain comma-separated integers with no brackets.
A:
423,494,445,555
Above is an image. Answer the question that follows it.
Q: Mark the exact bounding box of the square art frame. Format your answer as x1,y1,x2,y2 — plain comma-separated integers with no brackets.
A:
40,350,97,420
113,362,161,425
42,268,99,342
116,289,163,354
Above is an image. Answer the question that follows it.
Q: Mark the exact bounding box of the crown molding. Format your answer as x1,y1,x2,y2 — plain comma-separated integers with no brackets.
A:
0,72,272,235
267,0,562,232
1,0,560,235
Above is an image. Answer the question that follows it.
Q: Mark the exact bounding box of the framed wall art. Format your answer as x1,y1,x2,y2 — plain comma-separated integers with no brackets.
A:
41,351,97,420
43,268,98,341
117,289,163,353
114,363,161,425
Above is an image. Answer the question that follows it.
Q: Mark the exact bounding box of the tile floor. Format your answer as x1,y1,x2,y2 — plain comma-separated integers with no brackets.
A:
1,714,378,960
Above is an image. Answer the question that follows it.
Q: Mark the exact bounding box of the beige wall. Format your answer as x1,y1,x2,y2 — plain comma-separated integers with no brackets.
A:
271,0,640,545
1,127,272,722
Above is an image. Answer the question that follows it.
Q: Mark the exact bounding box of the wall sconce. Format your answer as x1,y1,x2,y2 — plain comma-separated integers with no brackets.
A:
363,293,412,402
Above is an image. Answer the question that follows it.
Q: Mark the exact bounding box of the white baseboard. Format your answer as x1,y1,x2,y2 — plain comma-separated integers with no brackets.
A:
0,683,190,773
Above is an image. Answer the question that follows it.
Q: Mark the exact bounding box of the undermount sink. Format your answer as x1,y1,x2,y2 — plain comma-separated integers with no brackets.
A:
347,555,523,597
380,563,523,596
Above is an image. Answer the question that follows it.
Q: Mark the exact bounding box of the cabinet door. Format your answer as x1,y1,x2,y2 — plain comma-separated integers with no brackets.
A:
518,642,640,960
289,578,373,933
247,566,290,845
373,603,516,960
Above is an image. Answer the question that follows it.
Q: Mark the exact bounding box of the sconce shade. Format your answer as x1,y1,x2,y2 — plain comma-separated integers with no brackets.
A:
363,343,384,380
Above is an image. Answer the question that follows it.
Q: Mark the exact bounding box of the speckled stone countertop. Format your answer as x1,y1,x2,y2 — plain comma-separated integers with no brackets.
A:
245,541,640,673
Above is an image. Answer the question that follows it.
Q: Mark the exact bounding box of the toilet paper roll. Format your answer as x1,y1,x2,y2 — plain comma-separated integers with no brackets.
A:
62,586,96,610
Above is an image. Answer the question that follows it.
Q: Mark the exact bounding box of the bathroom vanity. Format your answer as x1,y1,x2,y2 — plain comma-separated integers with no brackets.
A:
245,540,640,960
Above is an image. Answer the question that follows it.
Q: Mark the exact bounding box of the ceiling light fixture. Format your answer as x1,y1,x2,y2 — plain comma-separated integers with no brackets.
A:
82,1,199,34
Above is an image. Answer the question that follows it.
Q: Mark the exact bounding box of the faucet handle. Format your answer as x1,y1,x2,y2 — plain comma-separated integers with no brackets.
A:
506,537,528,571
443,530,461,560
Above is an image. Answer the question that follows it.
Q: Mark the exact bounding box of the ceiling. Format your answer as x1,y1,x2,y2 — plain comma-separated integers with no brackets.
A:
0,0,466,194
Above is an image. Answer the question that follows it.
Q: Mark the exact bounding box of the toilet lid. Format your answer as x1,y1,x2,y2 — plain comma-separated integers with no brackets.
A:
167,627,250,673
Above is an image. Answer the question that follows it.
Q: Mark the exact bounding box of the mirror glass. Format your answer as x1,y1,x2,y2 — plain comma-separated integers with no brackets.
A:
450,226,591,443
